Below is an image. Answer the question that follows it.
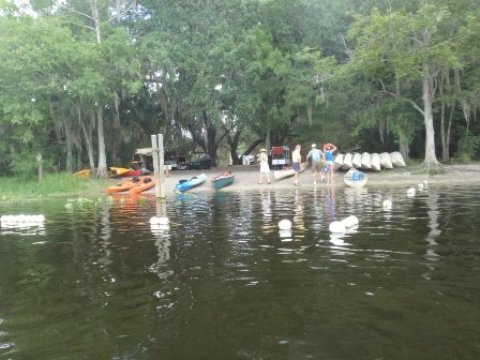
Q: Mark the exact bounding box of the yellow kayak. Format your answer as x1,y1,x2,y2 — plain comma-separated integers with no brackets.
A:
73,169,91,179
109,167,131,177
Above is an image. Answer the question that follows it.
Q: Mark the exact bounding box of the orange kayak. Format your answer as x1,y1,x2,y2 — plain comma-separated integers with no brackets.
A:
106,178,139,194
130,177,156,195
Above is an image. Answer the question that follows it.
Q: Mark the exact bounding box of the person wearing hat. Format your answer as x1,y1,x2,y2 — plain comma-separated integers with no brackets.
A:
256,148,271,184
306,143,324,185
292,144,302,186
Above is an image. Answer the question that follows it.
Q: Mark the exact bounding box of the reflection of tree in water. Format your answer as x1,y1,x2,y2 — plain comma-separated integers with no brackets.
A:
423,190,441,280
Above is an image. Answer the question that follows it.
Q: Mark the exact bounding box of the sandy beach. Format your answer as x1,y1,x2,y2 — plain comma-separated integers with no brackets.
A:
118,163,480,195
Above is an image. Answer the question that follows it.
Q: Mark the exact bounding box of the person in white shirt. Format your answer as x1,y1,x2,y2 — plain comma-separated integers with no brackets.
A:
256,148,271,184
292,144,302,186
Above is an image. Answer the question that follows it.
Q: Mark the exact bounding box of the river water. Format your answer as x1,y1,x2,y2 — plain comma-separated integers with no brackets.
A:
0,184,479,359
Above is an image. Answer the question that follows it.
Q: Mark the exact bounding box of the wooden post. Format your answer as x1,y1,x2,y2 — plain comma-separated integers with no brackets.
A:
158,134,165,198
150,134,165,199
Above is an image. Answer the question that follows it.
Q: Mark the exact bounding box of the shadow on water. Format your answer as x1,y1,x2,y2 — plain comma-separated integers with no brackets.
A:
0,185,480,359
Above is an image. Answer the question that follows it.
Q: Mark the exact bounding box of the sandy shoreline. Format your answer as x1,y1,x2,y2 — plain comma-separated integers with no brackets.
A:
110,163,480,195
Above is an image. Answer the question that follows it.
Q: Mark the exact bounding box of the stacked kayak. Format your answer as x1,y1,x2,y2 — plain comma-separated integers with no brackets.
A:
176,173,207,193
334,152,406,171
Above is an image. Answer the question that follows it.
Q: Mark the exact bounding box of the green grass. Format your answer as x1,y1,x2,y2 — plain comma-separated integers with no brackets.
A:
0,172,109,202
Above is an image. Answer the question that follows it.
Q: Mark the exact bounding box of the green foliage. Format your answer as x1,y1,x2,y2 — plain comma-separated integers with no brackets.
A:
0,172,107,201
9,152,39,179
454,134,480,163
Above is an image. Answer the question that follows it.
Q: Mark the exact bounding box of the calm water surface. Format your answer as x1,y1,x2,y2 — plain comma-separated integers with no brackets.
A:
0,184,480,359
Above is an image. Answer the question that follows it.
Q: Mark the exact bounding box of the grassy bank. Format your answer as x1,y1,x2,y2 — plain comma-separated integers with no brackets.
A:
0,173,108,202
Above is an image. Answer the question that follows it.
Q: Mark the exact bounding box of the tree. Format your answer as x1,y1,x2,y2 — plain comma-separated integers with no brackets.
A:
347,4,462,167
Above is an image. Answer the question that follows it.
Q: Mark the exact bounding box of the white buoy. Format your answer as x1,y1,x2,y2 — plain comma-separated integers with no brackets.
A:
150,216,169,226
329,221,346,234
278,219,292,230
341,215,359,228
382,199,392,210
1,214,45,228
406,187,416,197
418,183,424,191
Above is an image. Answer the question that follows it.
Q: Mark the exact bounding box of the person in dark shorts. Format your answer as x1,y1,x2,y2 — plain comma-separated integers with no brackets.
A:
306,143,324,185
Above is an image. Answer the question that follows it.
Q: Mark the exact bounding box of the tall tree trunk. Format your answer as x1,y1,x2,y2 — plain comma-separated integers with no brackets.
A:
422,70,439,166
227,130,242,165
111,91,122,165
91,0,101,44
79,107,96,172
96,107,108,178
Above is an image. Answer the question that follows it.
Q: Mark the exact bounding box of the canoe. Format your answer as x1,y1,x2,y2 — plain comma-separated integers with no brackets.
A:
106,177,145,194
73,169,91,179
176,173,207,193
273,162,307,180
211,172,235,190
109,167,131,177
361,152,372,170
130,177,156,195
390,151,406,167
342,153,353,170
380,152,393,169
352,153,362,168
333,154,344,170
370,153,381,171
344,169,368,189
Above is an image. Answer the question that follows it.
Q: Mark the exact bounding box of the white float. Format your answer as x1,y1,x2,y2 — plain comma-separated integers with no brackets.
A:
341,215,359,228
1,214,45,228
278,219,292,230
382,199,393,210
418,183,424,191
406,187,416,197
329,221,346,234
380,152,393,169
150,216,170,226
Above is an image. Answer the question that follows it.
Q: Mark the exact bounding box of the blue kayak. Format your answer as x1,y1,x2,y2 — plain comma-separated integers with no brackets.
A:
175,173,207,193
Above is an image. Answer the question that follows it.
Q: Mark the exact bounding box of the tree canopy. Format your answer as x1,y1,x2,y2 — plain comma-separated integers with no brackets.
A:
0,0,479,177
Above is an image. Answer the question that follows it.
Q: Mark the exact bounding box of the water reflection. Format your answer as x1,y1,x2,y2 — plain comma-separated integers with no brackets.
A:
1,186,480,359
422,190,441,280
149,201,172,280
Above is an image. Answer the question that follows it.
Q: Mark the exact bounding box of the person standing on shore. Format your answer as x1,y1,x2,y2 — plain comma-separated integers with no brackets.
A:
306,143,324,185
292,144,302,186
323,143,337,183
256,148,271,184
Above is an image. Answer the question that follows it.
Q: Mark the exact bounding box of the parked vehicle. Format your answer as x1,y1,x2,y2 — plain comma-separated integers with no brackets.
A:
187,154,211,170
270,146,291,170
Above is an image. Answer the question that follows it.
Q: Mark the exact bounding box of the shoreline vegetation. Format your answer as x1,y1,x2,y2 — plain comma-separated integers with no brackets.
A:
1,163,480,202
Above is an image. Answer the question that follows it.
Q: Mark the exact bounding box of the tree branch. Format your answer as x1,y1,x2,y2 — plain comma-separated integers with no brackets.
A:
379,79,424,116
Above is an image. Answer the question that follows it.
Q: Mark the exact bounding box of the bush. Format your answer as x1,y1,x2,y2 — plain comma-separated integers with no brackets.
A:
10,152,38,179
454,134,480,163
